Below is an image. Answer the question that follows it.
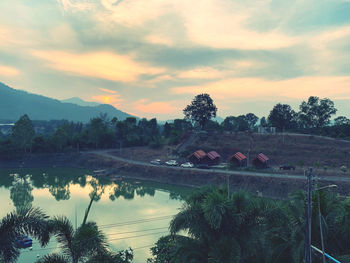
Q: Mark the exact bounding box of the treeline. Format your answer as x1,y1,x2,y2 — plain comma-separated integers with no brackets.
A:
0,114,192,159
1,95,350,159
148,186,350,263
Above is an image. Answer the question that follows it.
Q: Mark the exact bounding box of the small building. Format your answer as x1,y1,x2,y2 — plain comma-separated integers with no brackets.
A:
252,153,269,168
188,150,207,164
205,151,221,165
229,152,247,167
258,126,276,134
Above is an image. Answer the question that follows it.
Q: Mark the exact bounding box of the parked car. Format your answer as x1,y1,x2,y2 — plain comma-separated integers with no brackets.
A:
197,164,210,169
279,164,296,170
165,160,178,166
180,162,194,168
150,159,162,165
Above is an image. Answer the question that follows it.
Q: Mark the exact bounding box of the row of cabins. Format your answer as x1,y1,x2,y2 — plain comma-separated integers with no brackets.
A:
189,150,270,168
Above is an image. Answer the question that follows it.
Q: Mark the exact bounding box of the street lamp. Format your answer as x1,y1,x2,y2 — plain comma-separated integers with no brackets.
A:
304,167,338,263
314,184,338,263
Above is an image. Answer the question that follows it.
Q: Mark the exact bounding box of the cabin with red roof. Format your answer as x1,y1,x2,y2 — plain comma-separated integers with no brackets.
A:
204,151,221,165
252,153,269,168
188,150,207,164
229,152,247,167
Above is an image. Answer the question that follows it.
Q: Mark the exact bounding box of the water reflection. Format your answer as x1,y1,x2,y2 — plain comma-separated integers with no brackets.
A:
10,174,34,210
0,168,193,263
0,168,191,203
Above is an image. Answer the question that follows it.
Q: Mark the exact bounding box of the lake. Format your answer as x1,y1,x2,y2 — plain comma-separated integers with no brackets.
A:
0,168,193,263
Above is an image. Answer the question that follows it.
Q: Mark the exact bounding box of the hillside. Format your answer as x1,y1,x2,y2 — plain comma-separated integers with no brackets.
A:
184,132,350,171
0,82,134,122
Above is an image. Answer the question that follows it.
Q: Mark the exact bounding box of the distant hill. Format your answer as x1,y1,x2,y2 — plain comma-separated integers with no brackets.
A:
0,82,135,122
61,97,100,107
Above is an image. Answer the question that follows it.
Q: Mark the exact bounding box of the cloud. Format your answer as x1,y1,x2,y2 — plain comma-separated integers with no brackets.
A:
172,76,350,100
0,65,20,77
31,50,164,82
99,87,117,94
57,0,95,12
134,99,178,115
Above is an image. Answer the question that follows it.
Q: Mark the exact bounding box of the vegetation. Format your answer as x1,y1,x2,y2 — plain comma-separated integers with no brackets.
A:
183,93,217,129
1,94,350,160
148,186,350,263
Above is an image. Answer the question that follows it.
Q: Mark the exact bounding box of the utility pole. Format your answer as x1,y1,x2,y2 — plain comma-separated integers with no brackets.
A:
305,168,313,263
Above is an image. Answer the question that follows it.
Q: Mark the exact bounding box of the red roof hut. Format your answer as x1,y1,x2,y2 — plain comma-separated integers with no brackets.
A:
252,153,269,168
188,150,207,164
205,151,221,165
229,152,247,167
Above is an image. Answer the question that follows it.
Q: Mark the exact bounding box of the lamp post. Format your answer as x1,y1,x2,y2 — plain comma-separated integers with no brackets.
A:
305,168,313,263
314,184,338,263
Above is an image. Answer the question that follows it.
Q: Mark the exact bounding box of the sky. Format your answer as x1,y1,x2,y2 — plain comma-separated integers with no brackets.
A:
1,0,350,120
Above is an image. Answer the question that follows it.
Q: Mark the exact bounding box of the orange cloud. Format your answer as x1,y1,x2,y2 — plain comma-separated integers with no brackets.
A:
172,76,350,100
0,65,19,76
134,99,178,114
31,50,164,82
99,88,117,94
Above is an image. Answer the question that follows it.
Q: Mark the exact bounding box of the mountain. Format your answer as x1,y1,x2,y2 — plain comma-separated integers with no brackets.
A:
61,97,100,107
0,82,135,122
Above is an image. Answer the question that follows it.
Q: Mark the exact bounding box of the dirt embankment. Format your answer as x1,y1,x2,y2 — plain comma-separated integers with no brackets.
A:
76,153,350,199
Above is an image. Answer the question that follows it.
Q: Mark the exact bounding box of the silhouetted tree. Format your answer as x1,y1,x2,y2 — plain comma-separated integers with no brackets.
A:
183,94,217,129
298,96,337,128
268,103,297,131
12,114,35,152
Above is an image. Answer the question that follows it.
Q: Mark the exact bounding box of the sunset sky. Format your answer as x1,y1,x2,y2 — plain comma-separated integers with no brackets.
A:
1,0,350,120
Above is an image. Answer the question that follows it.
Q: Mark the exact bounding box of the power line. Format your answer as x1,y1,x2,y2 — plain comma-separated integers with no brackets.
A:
98,215,175,229
30,226,169,246
22,230,170,253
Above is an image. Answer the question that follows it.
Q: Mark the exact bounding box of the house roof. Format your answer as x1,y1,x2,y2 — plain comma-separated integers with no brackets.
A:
191,150,206,159
255,153,269,163
207,151,220,160
232,152,247,161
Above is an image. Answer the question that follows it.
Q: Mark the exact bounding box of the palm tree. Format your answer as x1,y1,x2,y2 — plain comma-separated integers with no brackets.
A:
0,206,50,263
168,187,264,263
37,216,133,263
37,188,133,263
36,216,110,263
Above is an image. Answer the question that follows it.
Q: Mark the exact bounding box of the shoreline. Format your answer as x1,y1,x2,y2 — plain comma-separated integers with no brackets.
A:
1,152,349,199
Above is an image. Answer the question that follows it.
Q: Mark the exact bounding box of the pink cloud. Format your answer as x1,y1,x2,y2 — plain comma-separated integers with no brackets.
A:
99,88,117,94
0,65,20,77
134,99,178,115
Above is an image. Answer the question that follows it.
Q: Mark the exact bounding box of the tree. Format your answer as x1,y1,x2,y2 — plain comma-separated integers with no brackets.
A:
298,96,337,128
0,206,50,263
334,116,350,126
268,103,296,131
245,113,258,130
12,114,35,152
37,217,133,263
183,94,217,129
165,187,263,263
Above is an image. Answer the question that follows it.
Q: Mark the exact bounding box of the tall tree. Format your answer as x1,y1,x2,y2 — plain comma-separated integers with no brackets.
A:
183,94,217,129
268,103,297,131
12,114,35,152
298,96,337,128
